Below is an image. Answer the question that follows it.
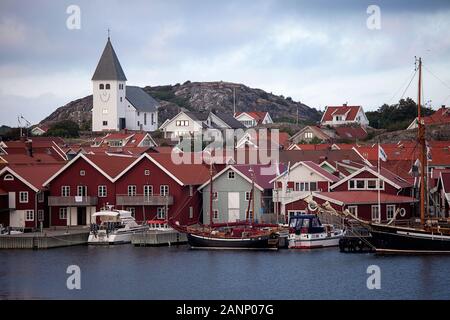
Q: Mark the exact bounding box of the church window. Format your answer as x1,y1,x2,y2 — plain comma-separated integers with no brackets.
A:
99,84,104,90
151,113,155,125
103,121,108,126
120,97,122,102
144,113,147,125
105,84,110,90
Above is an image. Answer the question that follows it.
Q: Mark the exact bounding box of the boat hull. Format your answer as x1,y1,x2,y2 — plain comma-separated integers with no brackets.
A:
369,224,450,254
88,226,149,245
187,233,278,250
289,235,341,249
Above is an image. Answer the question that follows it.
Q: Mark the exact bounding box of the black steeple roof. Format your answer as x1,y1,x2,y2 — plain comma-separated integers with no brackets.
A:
91,38,127,81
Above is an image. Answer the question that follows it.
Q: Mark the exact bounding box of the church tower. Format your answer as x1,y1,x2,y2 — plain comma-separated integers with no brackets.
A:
91,37,127,132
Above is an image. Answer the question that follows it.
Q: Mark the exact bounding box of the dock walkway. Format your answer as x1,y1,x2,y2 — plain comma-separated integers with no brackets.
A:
0,227,90,249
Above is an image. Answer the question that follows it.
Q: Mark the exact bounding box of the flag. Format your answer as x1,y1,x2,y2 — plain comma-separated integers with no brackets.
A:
426,143,432,161
378,145,387,162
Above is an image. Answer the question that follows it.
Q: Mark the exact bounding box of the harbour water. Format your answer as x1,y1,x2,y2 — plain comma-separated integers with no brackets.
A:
1,245,449,300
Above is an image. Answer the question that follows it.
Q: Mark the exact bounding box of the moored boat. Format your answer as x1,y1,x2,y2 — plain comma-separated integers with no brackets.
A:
88,206,148,245
288,214,343,249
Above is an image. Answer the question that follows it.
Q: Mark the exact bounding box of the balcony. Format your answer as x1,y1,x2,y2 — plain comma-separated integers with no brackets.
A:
116,194,174,206
48,196,98,207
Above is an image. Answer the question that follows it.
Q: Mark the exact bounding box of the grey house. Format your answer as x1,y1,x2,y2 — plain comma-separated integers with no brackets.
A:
199,164,281,224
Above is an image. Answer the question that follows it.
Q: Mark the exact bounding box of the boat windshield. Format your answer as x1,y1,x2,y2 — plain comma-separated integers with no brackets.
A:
289,217,310,229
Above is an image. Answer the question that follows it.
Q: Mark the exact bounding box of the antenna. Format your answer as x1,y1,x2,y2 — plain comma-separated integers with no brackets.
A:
107,28,111,40
233,87,236,115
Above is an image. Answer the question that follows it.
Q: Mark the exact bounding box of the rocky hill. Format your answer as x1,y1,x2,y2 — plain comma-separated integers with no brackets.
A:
40,81,321,129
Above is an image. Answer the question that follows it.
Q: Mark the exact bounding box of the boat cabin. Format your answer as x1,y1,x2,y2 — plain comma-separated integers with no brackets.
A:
289,214,326,234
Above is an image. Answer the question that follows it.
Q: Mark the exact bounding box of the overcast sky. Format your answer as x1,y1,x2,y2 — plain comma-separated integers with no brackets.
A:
1,0,450,126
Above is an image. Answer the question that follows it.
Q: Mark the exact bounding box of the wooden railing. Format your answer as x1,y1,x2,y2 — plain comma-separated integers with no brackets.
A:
48,196,98,206
116,194,174,206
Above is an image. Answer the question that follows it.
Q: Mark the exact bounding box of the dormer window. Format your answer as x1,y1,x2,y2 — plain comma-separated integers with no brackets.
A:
3,174,14,181
80,170,86,176
105,84,110,90
99,84,104,90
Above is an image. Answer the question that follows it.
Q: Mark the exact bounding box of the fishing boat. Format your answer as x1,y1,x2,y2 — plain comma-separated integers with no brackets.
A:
88,206,149,245
171,165,280,250
334,58,450,254
288,214,344,249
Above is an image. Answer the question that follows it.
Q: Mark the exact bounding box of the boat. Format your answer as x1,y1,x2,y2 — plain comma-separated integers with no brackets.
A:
88,206,149,245
0,224,24,235
171,165,281,250
288,214,344,249
147,219,174,232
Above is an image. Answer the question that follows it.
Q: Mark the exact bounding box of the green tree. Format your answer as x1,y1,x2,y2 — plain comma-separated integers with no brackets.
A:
45,120,80,138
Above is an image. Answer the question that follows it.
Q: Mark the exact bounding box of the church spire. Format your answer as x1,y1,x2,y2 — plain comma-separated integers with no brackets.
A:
91,36,127,81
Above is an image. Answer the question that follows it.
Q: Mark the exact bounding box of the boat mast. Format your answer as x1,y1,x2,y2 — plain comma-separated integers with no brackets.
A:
209,163,214,228
417,57,426,226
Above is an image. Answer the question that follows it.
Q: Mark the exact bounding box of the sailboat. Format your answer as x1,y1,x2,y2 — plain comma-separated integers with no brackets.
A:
171,165,280,250
347,57,450,254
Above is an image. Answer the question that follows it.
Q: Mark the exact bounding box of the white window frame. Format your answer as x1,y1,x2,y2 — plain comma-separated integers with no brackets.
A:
61,186,70,197
213,210,219,219
347,206,358,218
387,205,396,220
157,207,166,219
59,208,67,220
80,170,86,176
3,174,14,181
98,185,107,198
160,185,169,196
128,185,137,197
189,206,193,219
19,191,29,203
228,171,235,179
245,191,251,201
144,169,150,176
38,209,44,222
212,191,218,201
25,210,34,221
77,185,87,197
371,205,380,222
143,185,153,197
37,191,44,203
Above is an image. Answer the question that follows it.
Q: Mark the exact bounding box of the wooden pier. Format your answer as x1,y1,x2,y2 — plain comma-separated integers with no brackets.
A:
0,227,90,249
132,230,187,247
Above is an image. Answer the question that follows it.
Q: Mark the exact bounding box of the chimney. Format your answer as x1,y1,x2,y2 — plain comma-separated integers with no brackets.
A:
343,102,348,107
25,140,33,157
442,105,446,109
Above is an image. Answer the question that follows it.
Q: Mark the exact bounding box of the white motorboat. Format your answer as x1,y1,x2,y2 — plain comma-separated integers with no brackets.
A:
88,207,149,245
288,214,343,249
146,219,174,232
0,224,24,235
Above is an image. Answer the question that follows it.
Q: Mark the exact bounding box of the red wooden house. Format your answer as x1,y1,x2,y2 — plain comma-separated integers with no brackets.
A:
114,153,210,225
0,164,63,228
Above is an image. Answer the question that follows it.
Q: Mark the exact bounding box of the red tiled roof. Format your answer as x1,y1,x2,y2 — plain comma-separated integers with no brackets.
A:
421,107,450,126
316,191,417,205
295,144,333,151
334,126,367,140
234,111,269,124
322,106,361,122
84,154,138,179
7,164,65,190
148,153,211,185
301,161,340,183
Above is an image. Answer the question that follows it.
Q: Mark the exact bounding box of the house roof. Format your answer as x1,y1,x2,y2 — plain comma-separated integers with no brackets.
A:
314,191,418,206
322,105,361,122
214,113,246,129
418,107,450,127
233,164,285,189
1,164,64,191
302,161,341,183
280,149,366,166
184,112,210,122
234,111,269,124
91,38,127,81
334,126,367,140
126,86,159,112
329,165,412,190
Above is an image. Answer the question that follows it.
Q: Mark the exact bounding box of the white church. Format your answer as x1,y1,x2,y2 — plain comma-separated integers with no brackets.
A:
91,37,159,132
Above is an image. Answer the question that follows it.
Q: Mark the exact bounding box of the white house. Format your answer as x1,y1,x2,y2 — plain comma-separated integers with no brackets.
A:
234,111,273,128
92,37,159,132
160,111,245,139
320,104,369,127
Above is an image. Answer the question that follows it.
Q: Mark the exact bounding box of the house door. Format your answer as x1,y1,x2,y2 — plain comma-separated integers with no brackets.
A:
228,192,240,222
77,207,87,225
